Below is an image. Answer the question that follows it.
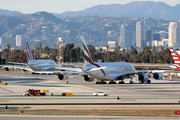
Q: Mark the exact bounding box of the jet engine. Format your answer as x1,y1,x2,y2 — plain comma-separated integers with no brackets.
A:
5,68,10,71
5,67,13,71
153,72,163,80
57,74,69,80
138,74,148,82
83,75,94,82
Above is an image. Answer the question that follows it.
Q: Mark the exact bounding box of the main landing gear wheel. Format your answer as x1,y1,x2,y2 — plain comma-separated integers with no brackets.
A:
109,81,116,84
141,80,144,84
96,81,106,84
147,80,151,84
130,81,133,84
119,81,125,84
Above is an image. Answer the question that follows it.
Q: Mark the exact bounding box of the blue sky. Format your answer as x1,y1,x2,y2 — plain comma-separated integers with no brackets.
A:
0,0,179,14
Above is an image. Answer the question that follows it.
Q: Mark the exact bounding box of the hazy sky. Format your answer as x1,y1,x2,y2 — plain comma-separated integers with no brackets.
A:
0,0,179,14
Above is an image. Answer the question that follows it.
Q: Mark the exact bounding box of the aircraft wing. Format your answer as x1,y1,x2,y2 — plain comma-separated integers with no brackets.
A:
111,69,173,80
135,70,173,74
0,64,32,71
55,66,82,72
7,62,27,65
31,70,85,75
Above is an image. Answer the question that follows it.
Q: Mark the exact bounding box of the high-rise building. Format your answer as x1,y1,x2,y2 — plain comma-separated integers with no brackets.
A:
168,22,180,48
153,33,161,41
108,41,116,50
136,21,146,48
0,37,2,45
120,24,134,49
146,30,152,47
159,31,168,40
16,35,21,47
162,39,169,48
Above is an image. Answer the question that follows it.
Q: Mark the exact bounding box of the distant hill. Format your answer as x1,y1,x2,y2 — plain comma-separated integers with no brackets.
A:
0,9,22,15
55,1,180,20
0,11,63,36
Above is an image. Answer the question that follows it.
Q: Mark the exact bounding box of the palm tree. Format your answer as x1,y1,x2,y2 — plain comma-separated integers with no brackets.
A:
38,42,42,58
99,48,102,52
122,49,125,54
117,46,121,51
6,44,10,49
106,45,109,51
160,46,164,51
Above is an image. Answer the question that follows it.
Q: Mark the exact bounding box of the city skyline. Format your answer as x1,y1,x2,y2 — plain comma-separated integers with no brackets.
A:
0,0,179,14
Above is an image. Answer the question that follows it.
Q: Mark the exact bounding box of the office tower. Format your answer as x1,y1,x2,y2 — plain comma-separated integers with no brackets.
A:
146,30,152,47
168,22,180,48
16,35,21,47
136,21,146,48
153,33,161,41
108,41,116,50
120,24,133,49
162,39,169,48
0,37,2,45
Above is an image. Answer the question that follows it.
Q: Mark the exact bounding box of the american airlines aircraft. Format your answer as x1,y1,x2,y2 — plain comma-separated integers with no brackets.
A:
78,36,172,84
0,42,81,81
169,48,180,69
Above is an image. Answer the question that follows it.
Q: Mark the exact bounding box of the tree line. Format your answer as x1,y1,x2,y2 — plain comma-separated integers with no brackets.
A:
0,43,173,64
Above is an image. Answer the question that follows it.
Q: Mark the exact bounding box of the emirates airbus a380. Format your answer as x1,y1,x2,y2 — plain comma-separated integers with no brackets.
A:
0,42,81,81
78,36,172,84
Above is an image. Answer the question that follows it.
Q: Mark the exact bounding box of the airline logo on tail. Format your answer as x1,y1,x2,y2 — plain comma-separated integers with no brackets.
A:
26,42,33,61
169,48,180,69
80,36,106,76
80,36,93,65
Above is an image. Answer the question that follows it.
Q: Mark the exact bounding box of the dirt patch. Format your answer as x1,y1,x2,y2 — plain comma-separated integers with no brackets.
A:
0,109,177,116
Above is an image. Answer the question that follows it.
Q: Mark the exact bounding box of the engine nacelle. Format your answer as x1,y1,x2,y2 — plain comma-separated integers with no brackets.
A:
83,75,94,82
5,67,13,71
58,74,69,80
138,74,148,82
5,68,10,71
153,72,163,80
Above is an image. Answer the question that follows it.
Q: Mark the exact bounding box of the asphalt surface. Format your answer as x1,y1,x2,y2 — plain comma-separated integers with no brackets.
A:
0,114,180,120
0,70,180,118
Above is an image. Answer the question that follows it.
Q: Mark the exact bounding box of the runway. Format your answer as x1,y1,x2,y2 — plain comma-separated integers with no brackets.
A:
0,114,179,120
0,70,180,117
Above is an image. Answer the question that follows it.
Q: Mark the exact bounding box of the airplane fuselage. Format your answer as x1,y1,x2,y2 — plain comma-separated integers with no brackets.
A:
81,62,136,80
27,60,56,71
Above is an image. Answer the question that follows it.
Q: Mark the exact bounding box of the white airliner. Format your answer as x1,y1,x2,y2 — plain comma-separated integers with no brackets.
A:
0,39,172,84
77,36,172,84
0,42,81,81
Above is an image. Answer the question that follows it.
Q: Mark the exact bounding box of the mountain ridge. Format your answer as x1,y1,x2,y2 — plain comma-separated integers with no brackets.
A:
55,1,180,20
0,9,22,15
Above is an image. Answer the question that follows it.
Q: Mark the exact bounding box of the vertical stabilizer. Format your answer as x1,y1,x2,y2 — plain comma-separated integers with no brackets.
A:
169,48,180,64
26,42,33,61
80,36,93,65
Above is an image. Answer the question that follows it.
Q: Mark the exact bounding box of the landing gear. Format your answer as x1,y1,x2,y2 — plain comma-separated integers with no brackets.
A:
130,81,133,84
147,80,151,84
96,81,106,84
109,80,116,84
119,81,125,84
129,77,133,84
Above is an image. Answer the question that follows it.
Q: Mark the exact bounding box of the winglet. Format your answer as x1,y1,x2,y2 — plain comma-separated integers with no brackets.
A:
26,42,33,61
80,36,93,65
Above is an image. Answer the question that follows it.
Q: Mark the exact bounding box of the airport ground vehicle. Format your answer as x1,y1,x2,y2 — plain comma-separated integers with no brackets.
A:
23,89,46,96
93,92,109,96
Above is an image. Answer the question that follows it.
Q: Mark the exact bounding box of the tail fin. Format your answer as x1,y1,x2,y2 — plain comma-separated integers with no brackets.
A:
26,42,33,61
80,36,93,65
169,48,180,65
